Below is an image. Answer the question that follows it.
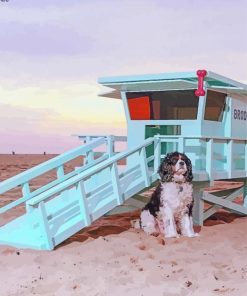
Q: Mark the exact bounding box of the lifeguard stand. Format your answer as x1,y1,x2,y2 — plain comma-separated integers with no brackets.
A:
99,70,247,223
0,70,246,250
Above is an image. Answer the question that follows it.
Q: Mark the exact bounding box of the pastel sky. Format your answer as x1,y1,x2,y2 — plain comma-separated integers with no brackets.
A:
0,0,246,153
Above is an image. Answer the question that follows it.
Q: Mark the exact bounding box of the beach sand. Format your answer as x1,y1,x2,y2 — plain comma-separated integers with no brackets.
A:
0,155,247,296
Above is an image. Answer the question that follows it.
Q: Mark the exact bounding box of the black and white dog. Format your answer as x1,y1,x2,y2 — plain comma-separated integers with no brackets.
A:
139,152,197,238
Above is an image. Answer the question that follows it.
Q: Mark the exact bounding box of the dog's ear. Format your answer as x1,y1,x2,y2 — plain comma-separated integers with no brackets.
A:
158,153,174,182
183,154,193,182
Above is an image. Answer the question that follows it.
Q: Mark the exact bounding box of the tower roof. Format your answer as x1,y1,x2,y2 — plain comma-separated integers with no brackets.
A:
98,70,247,99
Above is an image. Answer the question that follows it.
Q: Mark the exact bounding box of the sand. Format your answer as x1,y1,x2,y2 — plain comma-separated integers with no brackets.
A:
0,155,247,296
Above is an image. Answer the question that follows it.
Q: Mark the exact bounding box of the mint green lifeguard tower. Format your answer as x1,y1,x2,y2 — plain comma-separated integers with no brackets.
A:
98,69,247,223
0,69,246,250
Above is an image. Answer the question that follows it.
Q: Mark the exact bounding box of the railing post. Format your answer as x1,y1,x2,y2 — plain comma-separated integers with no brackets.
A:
110,162,123,205
206,138,214,185
139,147,151,187
56,165,65,179
85,136,91,143
85,150,94,165
37,201,54,250
22,182,30,196
244,140,247,207
107,135,115,157
178,137,185,153
226,139,233,178
22,182,32,212
154,136,161,174
245,141,247,175
76,181,91,226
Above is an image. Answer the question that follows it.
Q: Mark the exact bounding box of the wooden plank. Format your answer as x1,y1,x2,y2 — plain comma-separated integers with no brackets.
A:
203,192,247,215
203,187,244,220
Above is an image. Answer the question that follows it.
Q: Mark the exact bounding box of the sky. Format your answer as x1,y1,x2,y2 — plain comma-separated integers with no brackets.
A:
0,0,246,153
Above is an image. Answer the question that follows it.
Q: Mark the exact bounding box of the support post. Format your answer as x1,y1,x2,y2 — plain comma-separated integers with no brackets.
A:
206,139,214,185
192,181,209,226
139,147,151,187
37,201,54,250
244,141,247,207
76,181,91,226
244,178,247,208
192,186,204,226
110,162,123,205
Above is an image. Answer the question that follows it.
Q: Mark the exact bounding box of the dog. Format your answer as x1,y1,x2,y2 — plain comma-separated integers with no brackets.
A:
138,152,197,238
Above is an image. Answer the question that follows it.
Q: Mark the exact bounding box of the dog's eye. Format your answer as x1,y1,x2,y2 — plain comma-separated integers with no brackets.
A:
171,159,178,165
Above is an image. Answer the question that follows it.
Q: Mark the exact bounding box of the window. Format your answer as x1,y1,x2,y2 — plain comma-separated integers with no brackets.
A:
204,90,226,121
127,90,199,120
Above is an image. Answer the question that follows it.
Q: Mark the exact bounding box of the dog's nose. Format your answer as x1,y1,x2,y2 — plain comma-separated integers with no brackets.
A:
179,161,184,166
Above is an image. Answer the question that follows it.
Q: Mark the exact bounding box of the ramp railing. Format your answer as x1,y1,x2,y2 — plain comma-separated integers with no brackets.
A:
0,136,126,214
155,135,247,182
0,137,159,249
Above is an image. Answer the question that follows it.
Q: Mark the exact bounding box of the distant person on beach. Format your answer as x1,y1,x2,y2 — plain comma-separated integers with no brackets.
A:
12,151,15,155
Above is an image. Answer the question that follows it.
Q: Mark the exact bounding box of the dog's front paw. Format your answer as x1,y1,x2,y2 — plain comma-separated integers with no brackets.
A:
192,232,200,237
165,233,179,238
184,232,199,238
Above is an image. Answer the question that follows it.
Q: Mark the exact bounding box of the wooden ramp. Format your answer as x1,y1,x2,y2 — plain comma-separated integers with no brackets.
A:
0,137,159,250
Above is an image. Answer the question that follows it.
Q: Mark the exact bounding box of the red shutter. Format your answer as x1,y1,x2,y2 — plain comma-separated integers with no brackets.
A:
127,96,150,120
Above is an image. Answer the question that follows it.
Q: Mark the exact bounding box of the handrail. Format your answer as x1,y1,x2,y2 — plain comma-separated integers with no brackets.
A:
0,137,106,195
27,137,156,206
155,135,246,141
0,154,109,214
74,134,127,142
0,137,156,213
